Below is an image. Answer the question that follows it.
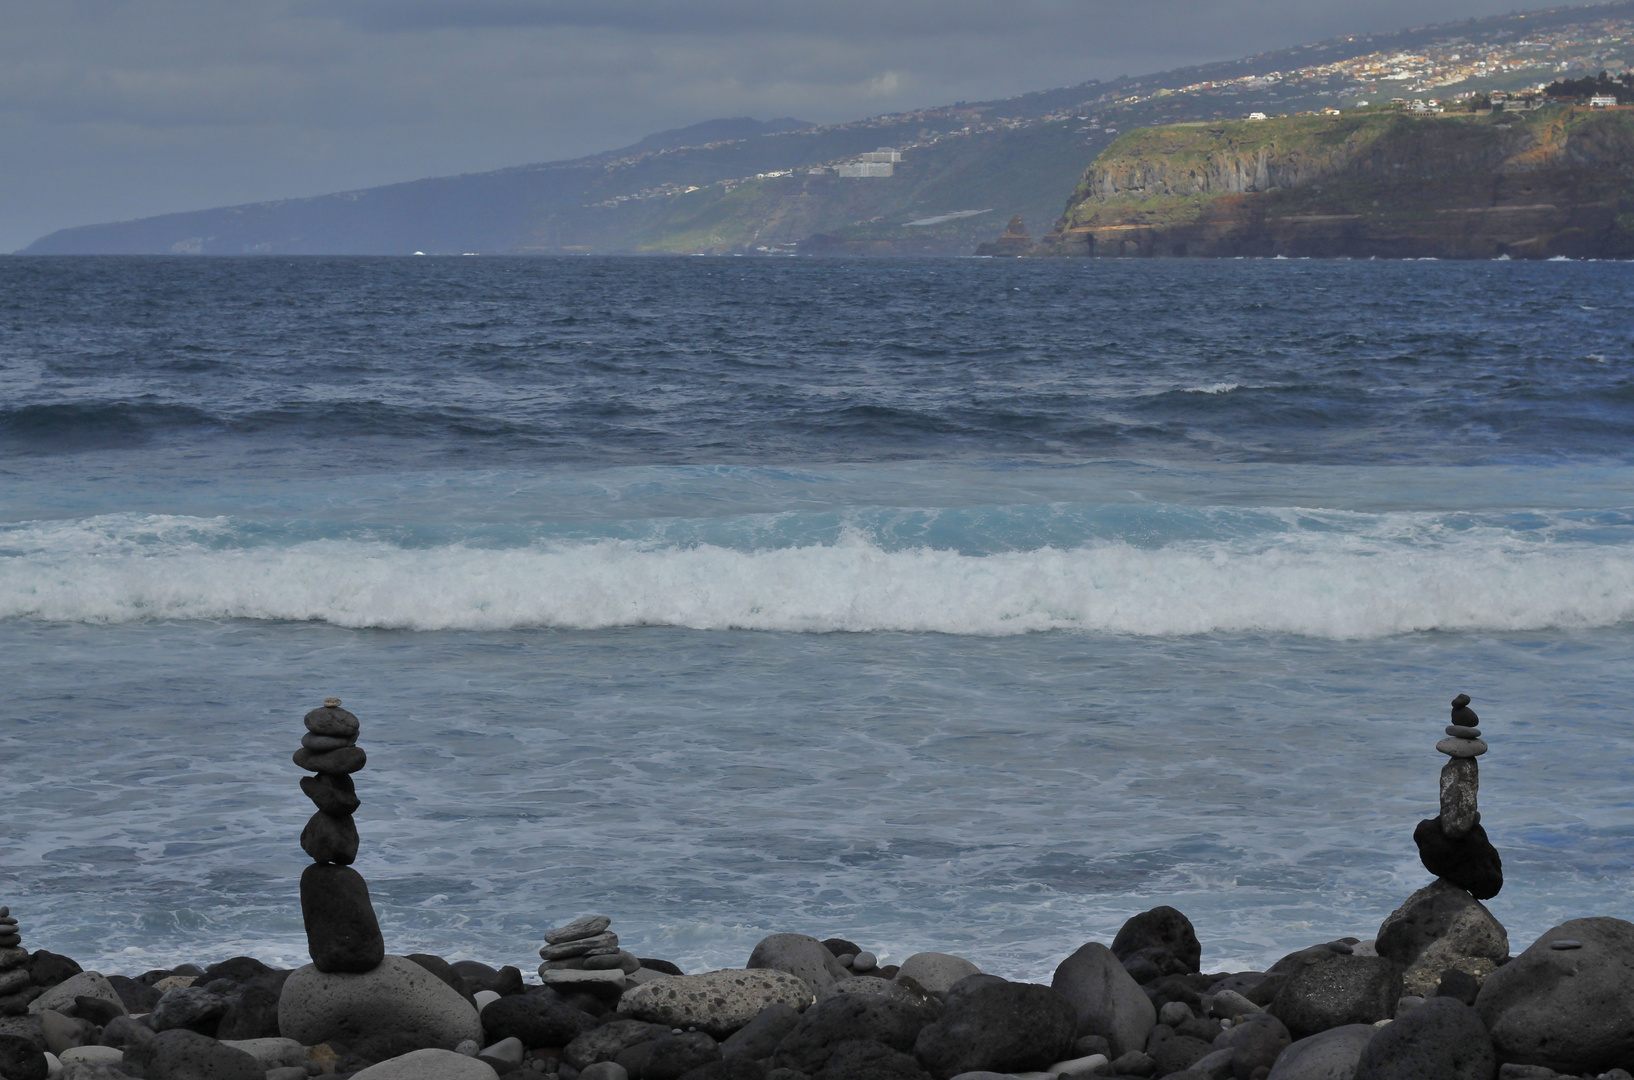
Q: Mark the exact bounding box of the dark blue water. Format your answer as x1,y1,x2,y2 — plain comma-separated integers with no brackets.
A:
2,256,1631,979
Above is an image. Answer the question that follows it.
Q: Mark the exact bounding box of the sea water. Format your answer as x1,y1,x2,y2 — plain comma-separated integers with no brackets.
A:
1,255,1631,981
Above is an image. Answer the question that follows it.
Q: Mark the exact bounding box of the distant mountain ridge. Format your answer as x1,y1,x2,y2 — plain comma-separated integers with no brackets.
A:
21,0,1634,256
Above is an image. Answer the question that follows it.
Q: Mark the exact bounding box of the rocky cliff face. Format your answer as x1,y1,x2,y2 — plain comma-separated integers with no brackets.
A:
1028,108,1634,259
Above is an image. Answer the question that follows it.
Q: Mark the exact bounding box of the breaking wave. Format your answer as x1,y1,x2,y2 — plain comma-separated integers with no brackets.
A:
3,513,1632,638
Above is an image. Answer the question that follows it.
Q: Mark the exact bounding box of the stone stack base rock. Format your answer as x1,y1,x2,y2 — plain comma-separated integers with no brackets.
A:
0,907,44,1016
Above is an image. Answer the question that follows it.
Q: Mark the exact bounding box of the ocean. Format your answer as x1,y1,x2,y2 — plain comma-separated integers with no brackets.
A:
1,255,1631,982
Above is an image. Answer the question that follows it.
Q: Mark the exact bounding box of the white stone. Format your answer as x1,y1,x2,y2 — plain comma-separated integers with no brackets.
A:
279,955,482,1049
58,1046,123,1065
349,1048,500,1079
29,972,128,1017
478,1036,525,1067
1048,1053,1110,1077
473,990,501,1012
537,968,627,990
219,1037,306,1068
44,1051,61,1077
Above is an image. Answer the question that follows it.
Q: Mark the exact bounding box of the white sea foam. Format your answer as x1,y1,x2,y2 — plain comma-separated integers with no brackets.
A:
1184,382,1241,394
4,512,1633,637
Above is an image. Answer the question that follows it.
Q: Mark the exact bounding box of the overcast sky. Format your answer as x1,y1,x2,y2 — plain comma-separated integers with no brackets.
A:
3,0,1545,251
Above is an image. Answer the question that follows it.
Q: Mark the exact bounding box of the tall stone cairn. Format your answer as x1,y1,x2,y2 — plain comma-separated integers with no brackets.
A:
1412,692,1504,899
0,906,44,1016
295,697,385,973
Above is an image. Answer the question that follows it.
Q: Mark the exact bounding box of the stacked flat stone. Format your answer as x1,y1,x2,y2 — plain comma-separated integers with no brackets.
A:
0,906,42,1016
1413,692,1504,900
295,698,385,974
537,915,640,985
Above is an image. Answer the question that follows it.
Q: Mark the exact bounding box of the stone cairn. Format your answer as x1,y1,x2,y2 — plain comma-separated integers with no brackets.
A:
295,697,385,973
537,915,640,991
1413,692,1504,899
0,906,42,1016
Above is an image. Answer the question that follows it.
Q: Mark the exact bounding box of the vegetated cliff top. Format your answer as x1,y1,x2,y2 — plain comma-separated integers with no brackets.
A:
1036,105,1634,258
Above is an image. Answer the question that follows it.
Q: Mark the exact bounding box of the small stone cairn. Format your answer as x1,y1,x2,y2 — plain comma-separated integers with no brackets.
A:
537,915,640,989
295,697,386,973
1412,692,1504,899
0,906,42,1015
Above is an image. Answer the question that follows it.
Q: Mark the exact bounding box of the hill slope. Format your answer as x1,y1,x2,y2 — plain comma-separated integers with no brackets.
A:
1031,106,1634,259
22,0,1634,255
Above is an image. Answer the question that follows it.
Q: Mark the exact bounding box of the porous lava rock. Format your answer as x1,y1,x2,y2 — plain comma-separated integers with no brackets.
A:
1376,880,1509,997
1474,916,1634,1075
772,994,935,1074
1112,906,1203,974
620,969,815,1038
1352,996,1495,1080
1268,955,1401,1039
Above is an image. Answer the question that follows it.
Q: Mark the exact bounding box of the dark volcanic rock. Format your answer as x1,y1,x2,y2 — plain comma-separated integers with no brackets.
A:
26,951,81,990
304,703,360,738
911,977,1076,1080
106,975,161,1014
127,1028,264,1080
1353,996,1494,1080
150,986,228,1034
299,810,360,865
292,745,367,775
562,1018,672,1070
681,1058,774,1080
299,863,385,973
481,992,597,1048
202,957,272,985
1266,1024,1378,1080
640,958,685,976
814,1039,930,1080
0,1033,47,1080
748,934,851,994
215,984,282,1040
1213,1012,1291,1078
450,960,525,997
300,773,361,817
646,1031,723,1080
773,994,934,1074
1146,1025,1214,1076
822,939,863,958
722,1003,802,1060
1268,955,1401,1039
1112,907,1203,973
73,995,126,1027
406,953,477,1005
99,1015,155,1051
1475,916,1634,1075
1414,819,1503,900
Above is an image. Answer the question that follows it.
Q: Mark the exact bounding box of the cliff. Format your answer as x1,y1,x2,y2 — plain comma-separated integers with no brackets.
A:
1031,107,1634,259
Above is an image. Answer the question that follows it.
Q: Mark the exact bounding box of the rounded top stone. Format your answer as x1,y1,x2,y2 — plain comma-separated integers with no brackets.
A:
305,705,360,738
324,697,342,707
1451,693,1471,709
0,907,7,918
1436,737,1488,758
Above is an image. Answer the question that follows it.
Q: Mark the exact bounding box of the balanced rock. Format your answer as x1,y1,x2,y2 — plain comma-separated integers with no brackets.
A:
300,863,384,973
300,811,360,865
1376,879,1508,997
292,745,367,774
619,969,814,1038
747,934,851,994
305,701,361,738
300,774,360,817
913,976,1075,1080
1050,942,1156,1057
1413,819,1503,901
278,955,482,1049
545,916,612,945
1475,916,1634,1075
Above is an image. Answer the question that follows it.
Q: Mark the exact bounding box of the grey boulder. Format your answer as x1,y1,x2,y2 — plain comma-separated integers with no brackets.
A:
562,1018,673,1069
1475,916,1634,1075
1268,955,1401,1039
1376,881,1509,998
1266,1024,1378,1080
1213,1012,1292,1079
27,973,126,1018
721,1003,802,1060
621,969,814,1037
748,934,852,994
480,991,598,1048
912,977,1076,1080
278,955,483,1048
349,1047,500,1078
1050,942,1157,1057
1353,996,1494,1080
150,986,228,1033
893,954,981,995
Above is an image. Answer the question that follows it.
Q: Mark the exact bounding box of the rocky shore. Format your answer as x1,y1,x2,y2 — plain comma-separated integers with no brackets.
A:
1,696,1629,1080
